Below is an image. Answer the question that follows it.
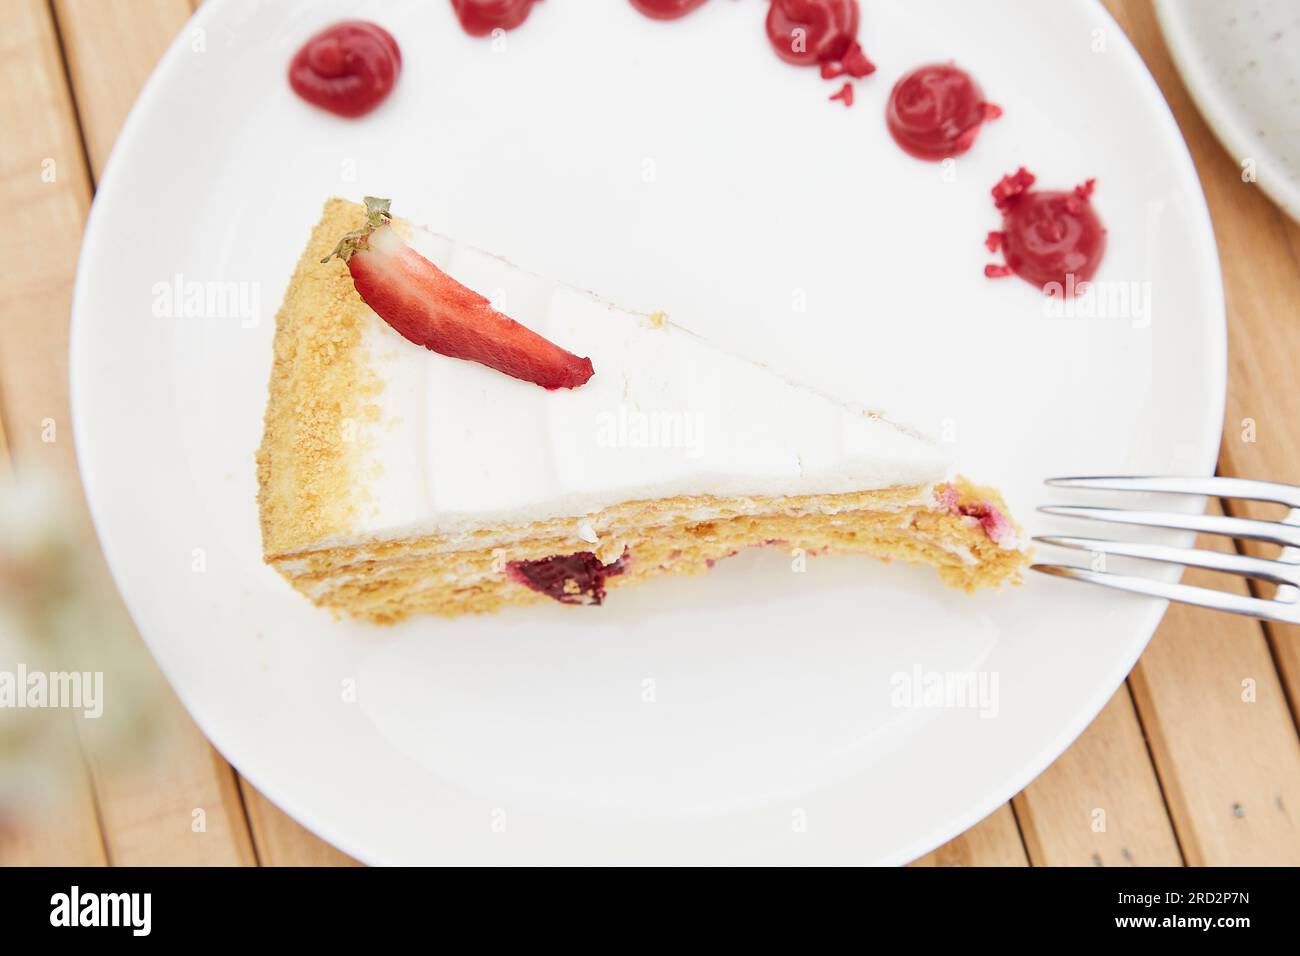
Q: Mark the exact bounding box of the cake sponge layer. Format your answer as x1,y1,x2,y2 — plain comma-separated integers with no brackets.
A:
269,478,1024,623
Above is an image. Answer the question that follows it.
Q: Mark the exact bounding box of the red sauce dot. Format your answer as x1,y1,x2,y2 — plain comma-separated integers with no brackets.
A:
829,82,854,106
451,0,540,37
765,0,860,67
630,0,709,19
288,21,401,118
987,168,1107,294
886,63,998,161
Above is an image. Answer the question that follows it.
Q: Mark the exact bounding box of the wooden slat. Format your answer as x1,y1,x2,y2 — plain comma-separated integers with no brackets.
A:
0,0,109,870
0,0,256,866
1128,502,1300,865
86,735,256,866
1013,688,1183,866
232,783,359,868
911,805,1028,866
49,0,350,867
53,0,194,178
0,4,93,448
5,0,1293,868
240,782,360,867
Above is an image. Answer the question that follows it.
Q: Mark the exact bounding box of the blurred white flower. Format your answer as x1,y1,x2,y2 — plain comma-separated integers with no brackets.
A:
0,467,162,810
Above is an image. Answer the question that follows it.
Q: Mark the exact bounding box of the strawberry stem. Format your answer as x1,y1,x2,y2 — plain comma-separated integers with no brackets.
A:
321,196,393,263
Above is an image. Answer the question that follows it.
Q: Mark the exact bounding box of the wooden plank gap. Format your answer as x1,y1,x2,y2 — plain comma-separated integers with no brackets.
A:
1012,686,1182,866
229,762,263,867
909,804,1029,867
1219,496,1300,736
43,0,98,195
1006,794,1035,868
1121,672,1190,867
1128,497,1300,864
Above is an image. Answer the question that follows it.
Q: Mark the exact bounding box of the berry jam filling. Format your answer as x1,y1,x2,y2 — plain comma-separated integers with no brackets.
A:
288,21,401,118
934,485,1015,547
451,0,540,37
886,63,1000,160
629,0,710,19
985,168,1107,295
507,550,628,606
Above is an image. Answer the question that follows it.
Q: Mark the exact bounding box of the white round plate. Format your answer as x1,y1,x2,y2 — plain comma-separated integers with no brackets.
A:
72,0,1223,864
1156,0,1300,222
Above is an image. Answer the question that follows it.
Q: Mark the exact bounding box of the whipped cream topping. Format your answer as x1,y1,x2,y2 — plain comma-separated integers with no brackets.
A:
346,222,952,541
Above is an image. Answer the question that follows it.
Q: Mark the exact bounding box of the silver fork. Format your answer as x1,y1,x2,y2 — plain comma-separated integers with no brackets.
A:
1031,476,1300,624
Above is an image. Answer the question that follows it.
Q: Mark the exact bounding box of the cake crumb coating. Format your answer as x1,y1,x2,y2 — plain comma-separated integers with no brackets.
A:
257,199,380,558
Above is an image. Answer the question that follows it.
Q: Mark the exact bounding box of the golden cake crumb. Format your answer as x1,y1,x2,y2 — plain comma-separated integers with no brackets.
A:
256,199,382,557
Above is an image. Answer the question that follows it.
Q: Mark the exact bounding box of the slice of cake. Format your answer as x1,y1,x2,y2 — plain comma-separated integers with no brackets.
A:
257,198,1025,622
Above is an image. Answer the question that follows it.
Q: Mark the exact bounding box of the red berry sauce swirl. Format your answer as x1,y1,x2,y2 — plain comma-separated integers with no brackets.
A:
886,63,1001,160
288,21,401,118
630,0,710,19
451,0,540,37
985,169,1107,295
766,0,873,79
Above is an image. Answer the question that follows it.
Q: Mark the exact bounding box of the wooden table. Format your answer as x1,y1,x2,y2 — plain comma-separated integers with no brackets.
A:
2,0,1299,867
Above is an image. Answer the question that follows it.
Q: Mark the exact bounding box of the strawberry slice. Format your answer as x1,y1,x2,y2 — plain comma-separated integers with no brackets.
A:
324,198,594,390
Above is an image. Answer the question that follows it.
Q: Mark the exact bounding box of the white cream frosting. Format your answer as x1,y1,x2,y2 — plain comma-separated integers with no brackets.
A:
346,224,952,541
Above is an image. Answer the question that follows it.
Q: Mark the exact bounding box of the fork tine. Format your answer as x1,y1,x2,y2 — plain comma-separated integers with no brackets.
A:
1038,505,1300,549
1045,475,1300,509
1034,535,1300,586
1032,564,1300,624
